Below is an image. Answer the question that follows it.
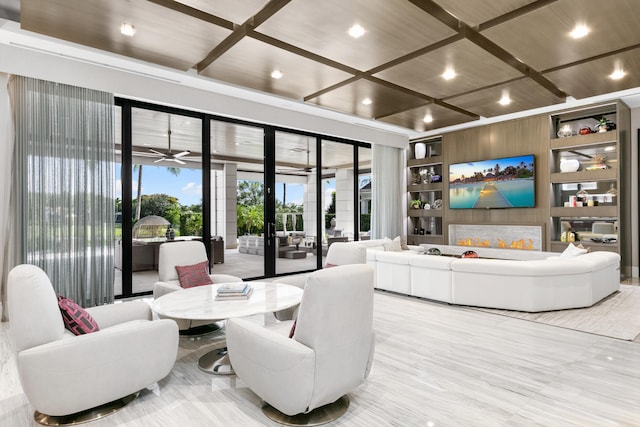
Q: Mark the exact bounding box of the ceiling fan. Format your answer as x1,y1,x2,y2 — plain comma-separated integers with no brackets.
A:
148,115,190,165
279,141,314,174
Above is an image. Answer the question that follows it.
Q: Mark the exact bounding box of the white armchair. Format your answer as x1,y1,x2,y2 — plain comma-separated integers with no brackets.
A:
153,240,242,331
226,264,375,423
272,242,366,320
7,264,179,424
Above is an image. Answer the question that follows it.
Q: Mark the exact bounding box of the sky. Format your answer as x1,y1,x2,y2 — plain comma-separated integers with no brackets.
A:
114,164,332,207
449,154,534,181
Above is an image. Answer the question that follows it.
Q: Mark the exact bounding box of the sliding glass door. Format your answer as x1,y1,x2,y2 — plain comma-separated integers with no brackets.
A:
114,98,371,298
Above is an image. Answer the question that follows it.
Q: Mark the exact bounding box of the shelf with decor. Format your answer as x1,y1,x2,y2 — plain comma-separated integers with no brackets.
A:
408,137,444,245
548,102,629,273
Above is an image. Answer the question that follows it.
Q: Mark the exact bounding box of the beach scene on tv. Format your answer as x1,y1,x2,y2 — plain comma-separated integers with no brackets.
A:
449,155,535,209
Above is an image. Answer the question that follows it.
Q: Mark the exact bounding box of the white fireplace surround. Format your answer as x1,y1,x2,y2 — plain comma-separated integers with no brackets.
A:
448,224,543,251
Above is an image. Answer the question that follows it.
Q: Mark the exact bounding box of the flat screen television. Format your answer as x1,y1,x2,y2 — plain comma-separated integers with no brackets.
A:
449,154,535,209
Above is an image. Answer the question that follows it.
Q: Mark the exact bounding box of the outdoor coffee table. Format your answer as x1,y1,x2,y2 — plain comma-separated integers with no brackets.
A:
151,282,303,375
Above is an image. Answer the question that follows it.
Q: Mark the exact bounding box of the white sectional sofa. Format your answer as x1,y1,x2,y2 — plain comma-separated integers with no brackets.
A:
346,239,621,312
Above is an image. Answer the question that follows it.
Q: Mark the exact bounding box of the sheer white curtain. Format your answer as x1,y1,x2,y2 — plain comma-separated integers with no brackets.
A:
371,144,406,239
8,76,115,307
0,74,14,321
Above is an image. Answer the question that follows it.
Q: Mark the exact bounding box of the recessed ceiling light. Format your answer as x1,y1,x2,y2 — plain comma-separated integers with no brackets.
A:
362,98,372,105
271,69,283,79
348,24,366,39
609,69,625,80
499,94,511,106
569,24,589,39
441,68,456,80
423,114,433,123
120,22,136,37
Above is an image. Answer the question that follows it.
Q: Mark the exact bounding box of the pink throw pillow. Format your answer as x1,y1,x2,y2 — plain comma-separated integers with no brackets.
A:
324,263,338,268
289,320,297,338
175,261,213,288
57,295,100,335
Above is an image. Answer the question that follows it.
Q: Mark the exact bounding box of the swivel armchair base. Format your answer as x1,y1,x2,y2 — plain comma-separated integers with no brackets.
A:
34,392,139,426
262,395,349,426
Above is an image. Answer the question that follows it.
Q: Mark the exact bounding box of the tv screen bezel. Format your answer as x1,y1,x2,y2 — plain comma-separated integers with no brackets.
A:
448,154,536,210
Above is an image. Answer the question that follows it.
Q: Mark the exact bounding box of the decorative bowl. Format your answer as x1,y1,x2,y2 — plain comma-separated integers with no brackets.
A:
461,250,479,258
426,248,441,256
559,159,580,172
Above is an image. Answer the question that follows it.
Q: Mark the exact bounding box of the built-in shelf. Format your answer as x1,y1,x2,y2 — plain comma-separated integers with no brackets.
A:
550,130,617,150
407,156,443,168
407,182,443,192
408,209,443,217
550,206,617,217
550,168,617,183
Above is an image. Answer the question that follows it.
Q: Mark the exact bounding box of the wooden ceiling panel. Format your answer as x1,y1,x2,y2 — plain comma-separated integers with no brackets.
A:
445,78,565,118
481,0,640,71
544,48,640,100
434,0,539,28
379,103,477,132
175,0,269,24
374,39,523,99
256,0,457,71
20,0,232,71
200,37,353,100
306,79,429,119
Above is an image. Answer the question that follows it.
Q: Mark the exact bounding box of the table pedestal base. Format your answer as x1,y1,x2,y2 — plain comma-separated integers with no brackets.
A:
198,347,234,375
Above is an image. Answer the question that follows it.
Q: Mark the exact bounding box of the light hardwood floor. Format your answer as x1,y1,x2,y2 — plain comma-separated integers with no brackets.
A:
2,291,640,426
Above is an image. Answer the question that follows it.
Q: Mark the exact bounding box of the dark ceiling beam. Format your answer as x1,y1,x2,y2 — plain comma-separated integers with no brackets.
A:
196,0,291,72
303,76,362,102
251,0,291,28
146,0,235,30
434,99,480,119
407,0,566,101
197,24,249,72
542,42,640,74
366,33,464,75
407,0,460,31
478,0,560,31
366,76,433,102
249,30,362,75
441,76,527,102
461,24,566,98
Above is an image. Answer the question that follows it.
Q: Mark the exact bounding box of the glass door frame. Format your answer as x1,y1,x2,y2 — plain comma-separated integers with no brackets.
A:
115,98,371,298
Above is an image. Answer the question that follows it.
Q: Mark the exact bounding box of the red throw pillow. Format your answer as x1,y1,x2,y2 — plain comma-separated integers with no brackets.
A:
289,320,296,338
57,295,100,335
175,261,213,288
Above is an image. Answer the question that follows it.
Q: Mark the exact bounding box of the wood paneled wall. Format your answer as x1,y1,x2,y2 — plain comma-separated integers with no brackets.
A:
441,114,550,248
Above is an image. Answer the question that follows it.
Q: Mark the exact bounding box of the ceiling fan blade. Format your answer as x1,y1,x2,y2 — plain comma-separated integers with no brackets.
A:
153,157,166,163
149,148,165,156
173,150,191,158
172,158,186,165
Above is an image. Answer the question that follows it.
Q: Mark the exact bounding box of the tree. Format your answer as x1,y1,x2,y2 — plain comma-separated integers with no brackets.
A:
135,193,181,226
237,204,264,235
237,180,264,205
133,164,181,220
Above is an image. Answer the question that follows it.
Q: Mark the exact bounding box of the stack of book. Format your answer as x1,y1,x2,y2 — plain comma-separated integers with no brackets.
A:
215,283,253,301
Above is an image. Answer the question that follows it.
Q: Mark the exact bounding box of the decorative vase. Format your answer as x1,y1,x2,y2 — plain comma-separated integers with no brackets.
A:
414,142,427,159
559,159,580,172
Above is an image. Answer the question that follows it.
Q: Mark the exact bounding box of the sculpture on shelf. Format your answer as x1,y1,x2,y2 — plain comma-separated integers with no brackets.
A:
414,142,427,159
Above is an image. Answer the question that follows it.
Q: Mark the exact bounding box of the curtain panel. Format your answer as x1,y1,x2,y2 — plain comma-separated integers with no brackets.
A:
9,76,115,307
371,144,405,240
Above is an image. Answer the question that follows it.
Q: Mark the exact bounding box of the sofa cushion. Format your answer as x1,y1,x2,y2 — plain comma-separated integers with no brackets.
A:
451,258,587,276
175,261,213,288
57,295,100,335
560,242,588,258
376,251,412,264
409,254,457,270
384,237,403,252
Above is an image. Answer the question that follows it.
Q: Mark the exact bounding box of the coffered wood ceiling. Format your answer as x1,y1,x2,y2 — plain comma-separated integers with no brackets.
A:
17,0,640,133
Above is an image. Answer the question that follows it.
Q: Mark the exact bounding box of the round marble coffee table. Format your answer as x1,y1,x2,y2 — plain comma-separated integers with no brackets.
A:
151,282,303,375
